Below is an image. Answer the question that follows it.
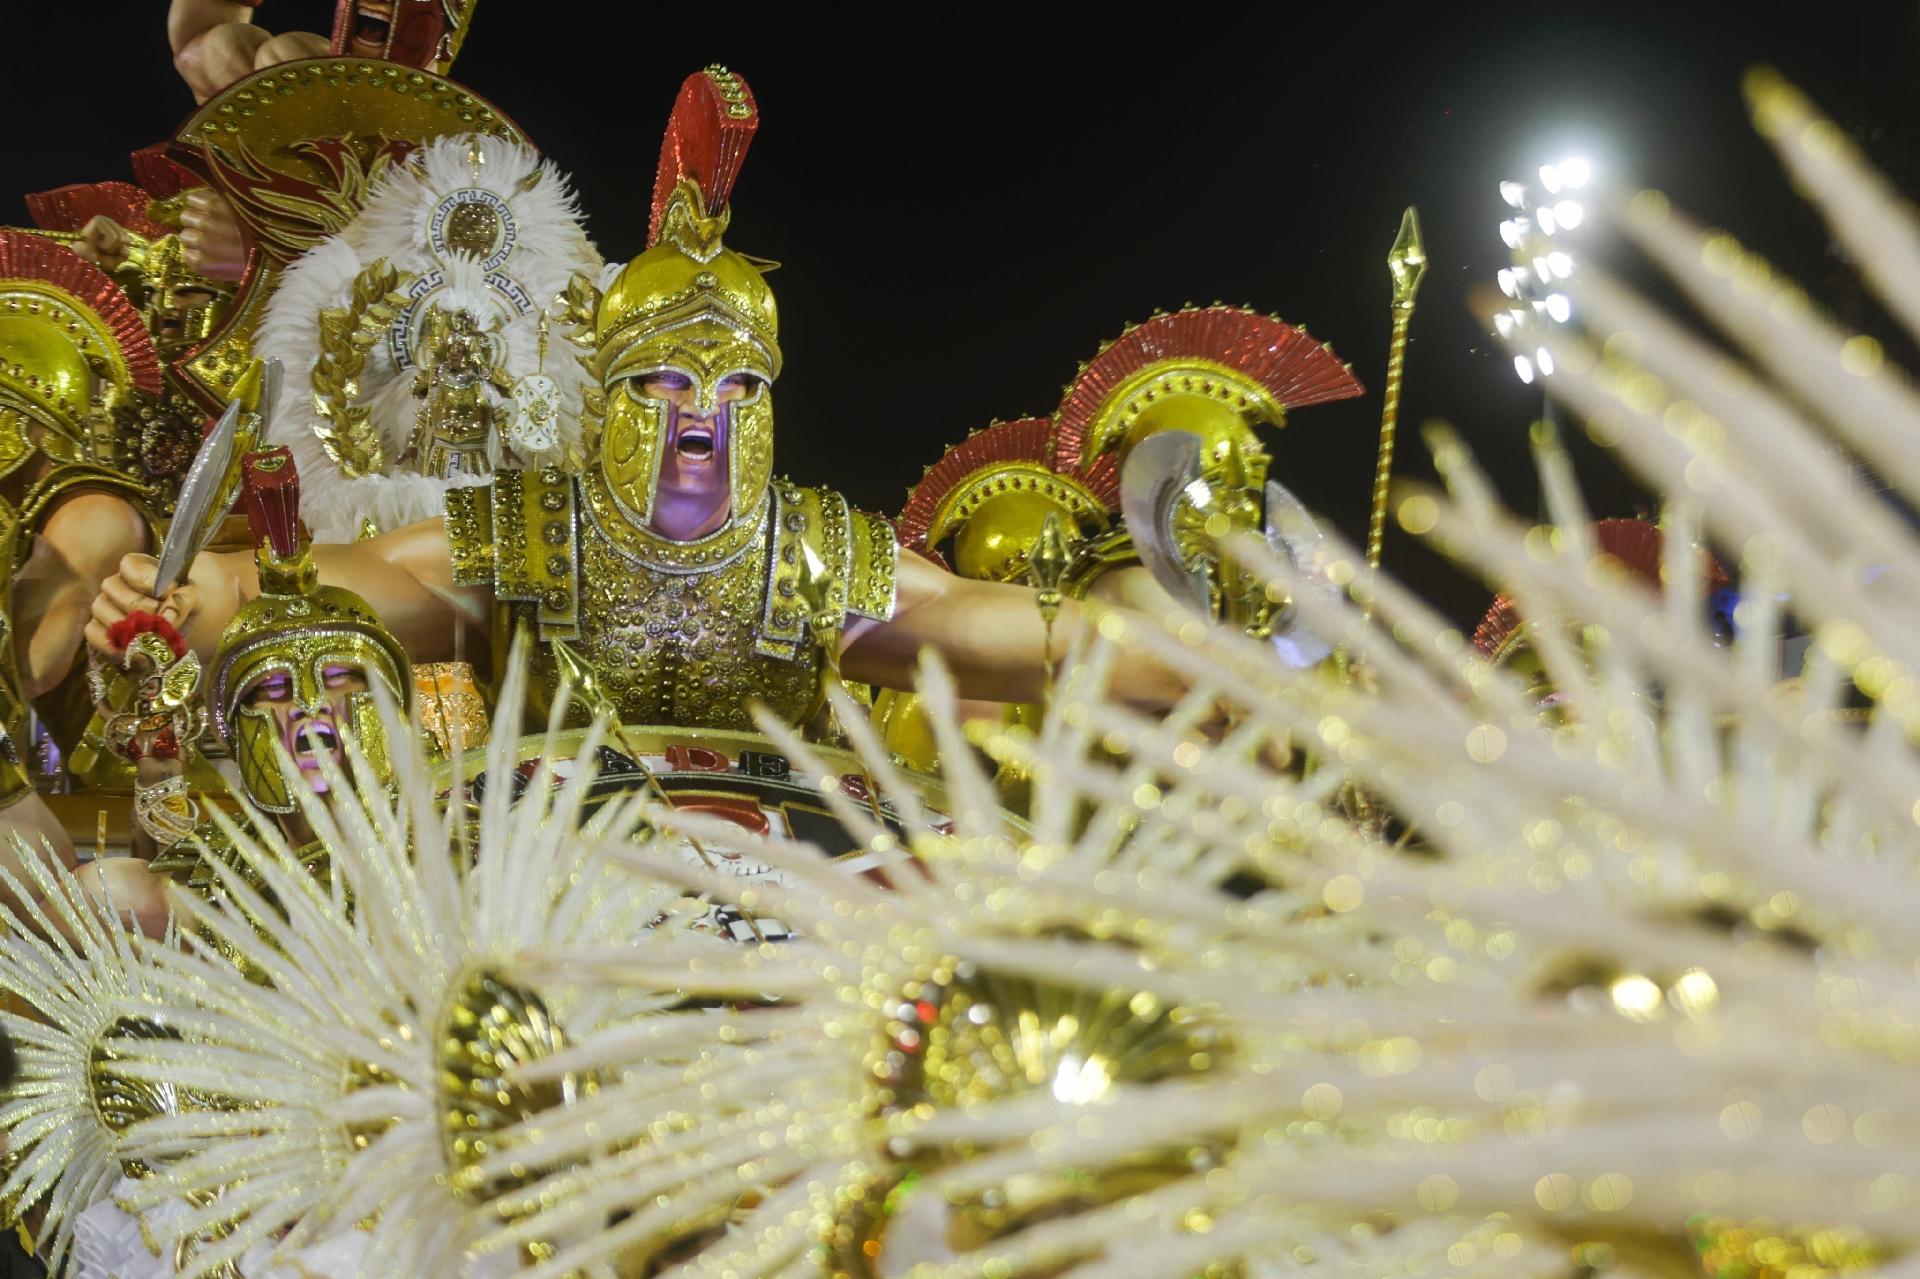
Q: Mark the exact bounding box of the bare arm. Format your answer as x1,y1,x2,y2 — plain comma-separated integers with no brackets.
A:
86,516,490,667
840,553,1186,708
168,0,327,104
13,492,150,700
169,0,269,102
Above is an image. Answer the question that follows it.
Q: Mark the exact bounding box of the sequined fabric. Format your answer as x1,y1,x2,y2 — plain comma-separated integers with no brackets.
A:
451,470,896,732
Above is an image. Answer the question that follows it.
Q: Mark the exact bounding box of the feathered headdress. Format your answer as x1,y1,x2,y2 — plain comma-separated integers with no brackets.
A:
255,132,601,539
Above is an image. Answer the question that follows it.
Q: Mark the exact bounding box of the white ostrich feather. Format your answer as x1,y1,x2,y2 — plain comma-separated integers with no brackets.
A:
0,843,175,1273
255,132,602,541
460,663,1387,1279
99,656,682,1279
459,72,1920,1279
8,65,1917,1279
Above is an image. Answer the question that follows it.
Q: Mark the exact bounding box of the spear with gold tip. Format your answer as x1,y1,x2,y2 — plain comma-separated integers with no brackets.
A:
1367,207,1429,583
1027,511,1073,699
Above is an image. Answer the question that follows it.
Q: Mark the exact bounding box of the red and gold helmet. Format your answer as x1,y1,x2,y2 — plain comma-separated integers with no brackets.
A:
588,68,779,544
0,233,162,476
209,448,410,812
1472,517,1733,666
898,418,1118,584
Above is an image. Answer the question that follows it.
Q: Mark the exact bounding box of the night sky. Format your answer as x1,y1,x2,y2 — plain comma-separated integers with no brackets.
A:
7,3,1919,625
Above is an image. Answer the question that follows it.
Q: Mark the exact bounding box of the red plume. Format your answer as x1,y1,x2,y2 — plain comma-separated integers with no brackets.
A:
108,612,187,660
649,68,759,246
898,419,1119,554
0,232,162,396
1052,307,1365,473
129,144,201,200
239,447,304,561
25,181,169,239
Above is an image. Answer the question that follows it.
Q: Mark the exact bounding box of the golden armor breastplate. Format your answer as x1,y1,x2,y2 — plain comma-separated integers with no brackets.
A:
449,467,897,732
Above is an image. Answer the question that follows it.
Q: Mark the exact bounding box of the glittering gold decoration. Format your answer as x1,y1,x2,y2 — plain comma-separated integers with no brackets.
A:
132,775,202,848
830,959,1230,1273
86,1015,187,1179
172,262,275,413
1171,438,1278,634
456,468,895,731
442,199,503,258
1366,206,1427,577
436,968,588,1203
311,257,413,479
174,61,524,265
1688,1217,1884,1279
413,661,490,755
934,461,1110,586
97,630,207,764
406,303,514,479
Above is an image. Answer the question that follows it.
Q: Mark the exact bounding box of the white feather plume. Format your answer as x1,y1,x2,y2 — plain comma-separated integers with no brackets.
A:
0,845,173,1272
450,70,1920,1279
98,658,682,1279
255,133,602,541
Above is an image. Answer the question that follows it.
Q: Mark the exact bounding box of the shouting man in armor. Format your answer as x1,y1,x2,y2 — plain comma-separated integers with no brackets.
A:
88,73,1190,734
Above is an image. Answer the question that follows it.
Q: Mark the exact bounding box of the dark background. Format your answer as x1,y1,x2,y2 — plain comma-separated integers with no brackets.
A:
6,3,1920,625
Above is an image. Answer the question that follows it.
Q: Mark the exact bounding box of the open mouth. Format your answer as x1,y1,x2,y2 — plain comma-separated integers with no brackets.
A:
291,720,340,765
676,425,716,461
350,3,394,53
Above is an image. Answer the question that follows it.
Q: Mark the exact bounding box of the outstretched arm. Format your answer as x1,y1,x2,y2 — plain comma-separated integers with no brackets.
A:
840,552,1186,708
85,516,490,666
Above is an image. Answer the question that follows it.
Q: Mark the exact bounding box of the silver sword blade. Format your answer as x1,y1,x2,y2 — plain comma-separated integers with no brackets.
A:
152,357,282,595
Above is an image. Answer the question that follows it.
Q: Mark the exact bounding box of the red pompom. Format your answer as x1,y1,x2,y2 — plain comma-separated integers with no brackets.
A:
108,611,187,659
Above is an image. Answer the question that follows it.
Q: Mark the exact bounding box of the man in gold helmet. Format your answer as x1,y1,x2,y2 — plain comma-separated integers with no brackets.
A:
0,233,169,885
204,447,411,832
99,447,411,930
87,69,1187,736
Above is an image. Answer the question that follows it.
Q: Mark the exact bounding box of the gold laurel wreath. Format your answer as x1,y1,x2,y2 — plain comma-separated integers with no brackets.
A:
311,258,415,478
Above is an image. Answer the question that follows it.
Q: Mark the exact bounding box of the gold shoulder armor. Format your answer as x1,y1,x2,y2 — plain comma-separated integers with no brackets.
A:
846,505,898,622
445,483,496,587
756,483,896,658
487,467,579,641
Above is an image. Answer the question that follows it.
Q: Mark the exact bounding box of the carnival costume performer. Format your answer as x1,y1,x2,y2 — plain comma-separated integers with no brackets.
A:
203,446,411,828
100,445,415,935
0,234,175,869
90,69,1206,736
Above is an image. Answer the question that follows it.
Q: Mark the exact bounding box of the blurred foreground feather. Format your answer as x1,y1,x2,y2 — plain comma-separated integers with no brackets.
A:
5,68,1917,1279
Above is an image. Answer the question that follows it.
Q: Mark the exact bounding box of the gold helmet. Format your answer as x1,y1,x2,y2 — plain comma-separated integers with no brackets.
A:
0,232,164,477
208,448,410,812
583,67,777,540
1053,305,1366,490
898,417,1118,584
